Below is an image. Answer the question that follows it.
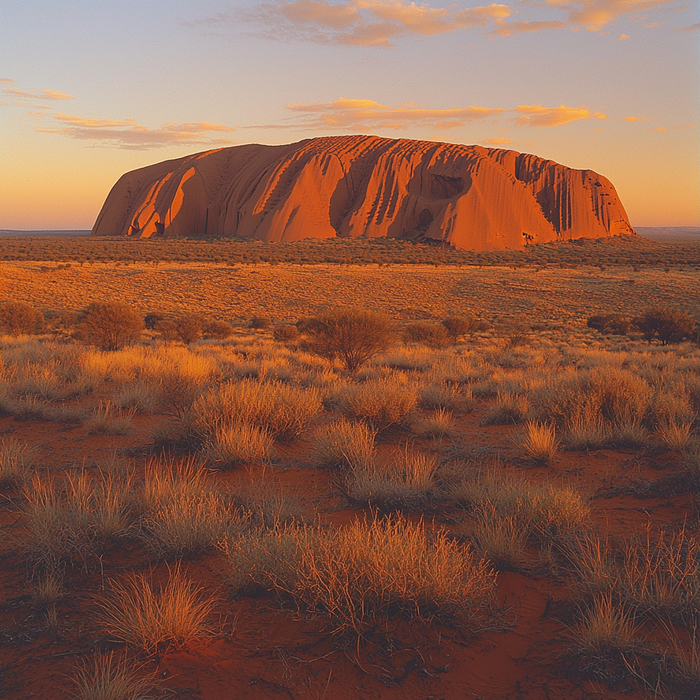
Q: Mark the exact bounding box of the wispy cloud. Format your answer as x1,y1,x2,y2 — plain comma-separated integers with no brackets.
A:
200,0,511,47
39,114,236,150
263,97,608,131
195,0,679,44
5,88,74,101
623,115,653,121
675,21,699,31
283,97,503,128
544,0,677,32
514,104,606,127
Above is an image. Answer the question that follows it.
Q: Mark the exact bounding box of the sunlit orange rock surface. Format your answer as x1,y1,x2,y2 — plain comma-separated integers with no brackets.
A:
92,135,635,250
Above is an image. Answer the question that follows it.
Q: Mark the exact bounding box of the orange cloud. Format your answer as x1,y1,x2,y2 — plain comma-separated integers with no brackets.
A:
545,0,677,32
623,115,653,121
483,137,513,144
515,104,606,127
284,97,503,128
490,19,567,35
222,0,512,46
39,114,236,150
5,88,74,100
198,0,678,43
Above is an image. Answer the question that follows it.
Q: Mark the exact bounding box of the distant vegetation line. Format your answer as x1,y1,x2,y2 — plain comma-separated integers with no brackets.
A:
0,235,699,268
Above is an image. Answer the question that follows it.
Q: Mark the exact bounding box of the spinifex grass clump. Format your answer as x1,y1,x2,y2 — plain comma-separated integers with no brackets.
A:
343,448,437,509
568,528,700,621
483,391,529,425
312,418,376,471
519,420,559,463
140,458,243,556
576,595,640,657
223,516,496,639
73,652,159,700
192,379,320,440
0,437,34,486
97,567,214,654
338,378,418,429
454,466,589,567
205,423,274,469
23,471,134,568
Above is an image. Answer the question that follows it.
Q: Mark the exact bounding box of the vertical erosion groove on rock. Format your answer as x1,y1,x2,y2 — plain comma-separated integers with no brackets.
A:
92,135,635,251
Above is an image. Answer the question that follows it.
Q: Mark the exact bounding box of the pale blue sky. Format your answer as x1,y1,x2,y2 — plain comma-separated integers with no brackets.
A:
1,0,698,228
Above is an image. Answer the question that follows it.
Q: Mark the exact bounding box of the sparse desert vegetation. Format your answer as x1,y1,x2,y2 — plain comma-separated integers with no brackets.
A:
0,246,699,699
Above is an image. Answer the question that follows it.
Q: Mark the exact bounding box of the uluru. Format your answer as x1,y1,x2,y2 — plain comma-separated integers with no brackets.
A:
91,135,635,250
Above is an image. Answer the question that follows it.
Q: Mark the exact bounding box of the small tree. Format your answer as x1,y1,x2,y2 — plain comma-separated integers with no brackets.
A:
634,306,696,345
78,302,144,350
299,308,396,372
0,302,43,336
174,315,206,345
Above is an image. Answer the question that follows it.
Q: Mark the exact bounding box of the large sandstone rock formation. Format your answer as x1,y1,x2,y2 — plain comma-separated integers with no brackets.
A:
92,135,635,250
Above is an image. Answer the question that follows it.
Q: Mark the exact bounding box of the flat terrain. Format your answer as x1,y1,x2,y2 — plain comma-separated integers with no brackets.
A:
1,260,699,329
0,244,698,700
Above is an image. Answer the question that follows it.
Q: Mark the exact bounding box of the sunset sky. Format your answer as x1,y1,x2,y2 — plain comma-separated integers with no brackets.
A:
1,0,698,230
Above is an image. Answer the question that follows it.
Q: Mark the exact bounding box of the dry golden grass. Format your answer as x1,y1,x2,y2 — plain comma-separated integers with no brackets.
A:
470,507,529,571
483,391,530,425
226,515,497,638
659,421,694,452
0,437,34,486
576,595,640,656
142,492,241,558
338,377,419,429
72,653,159,700
205,423,274,469
97,567,214,654
417,408,455,439
344,448,438,509
453,466,589,542
84,402,135,435
287,516,496,637
519,421,559,463
568,528,700,620
312,418,376,471
22,471,134,567
193,379,320,440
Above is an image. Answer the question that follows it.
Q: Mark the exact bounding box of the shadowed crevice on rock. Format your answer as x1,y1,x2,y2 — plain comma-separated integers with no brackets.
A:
92,135,636,251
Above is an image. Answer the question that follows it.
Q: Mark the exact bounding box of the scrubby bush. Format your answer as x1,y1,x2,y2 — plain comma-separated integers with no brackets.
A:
273,325,300,342
587,314,632,335
144,312,163,330
0,301,43,336
173,314,206,345
634,306,696,345
298,308,396,372
403,322,450,349
442,315,490,342
251,316,272,329
204,319,234,340
78,302,144,350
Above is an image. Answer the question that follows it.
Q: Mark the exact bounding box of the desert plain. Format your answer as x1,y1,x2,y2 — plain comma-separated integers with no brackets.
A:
0,235,699,700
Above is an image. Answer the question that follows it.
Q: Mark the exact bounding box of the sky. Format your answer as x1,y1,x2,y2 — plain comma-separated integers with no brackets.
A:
0,0,698,230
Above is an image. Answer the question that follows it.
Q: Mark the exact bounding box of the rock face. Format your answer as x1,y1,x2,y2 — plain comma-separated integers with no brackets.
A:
92,135,635,250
